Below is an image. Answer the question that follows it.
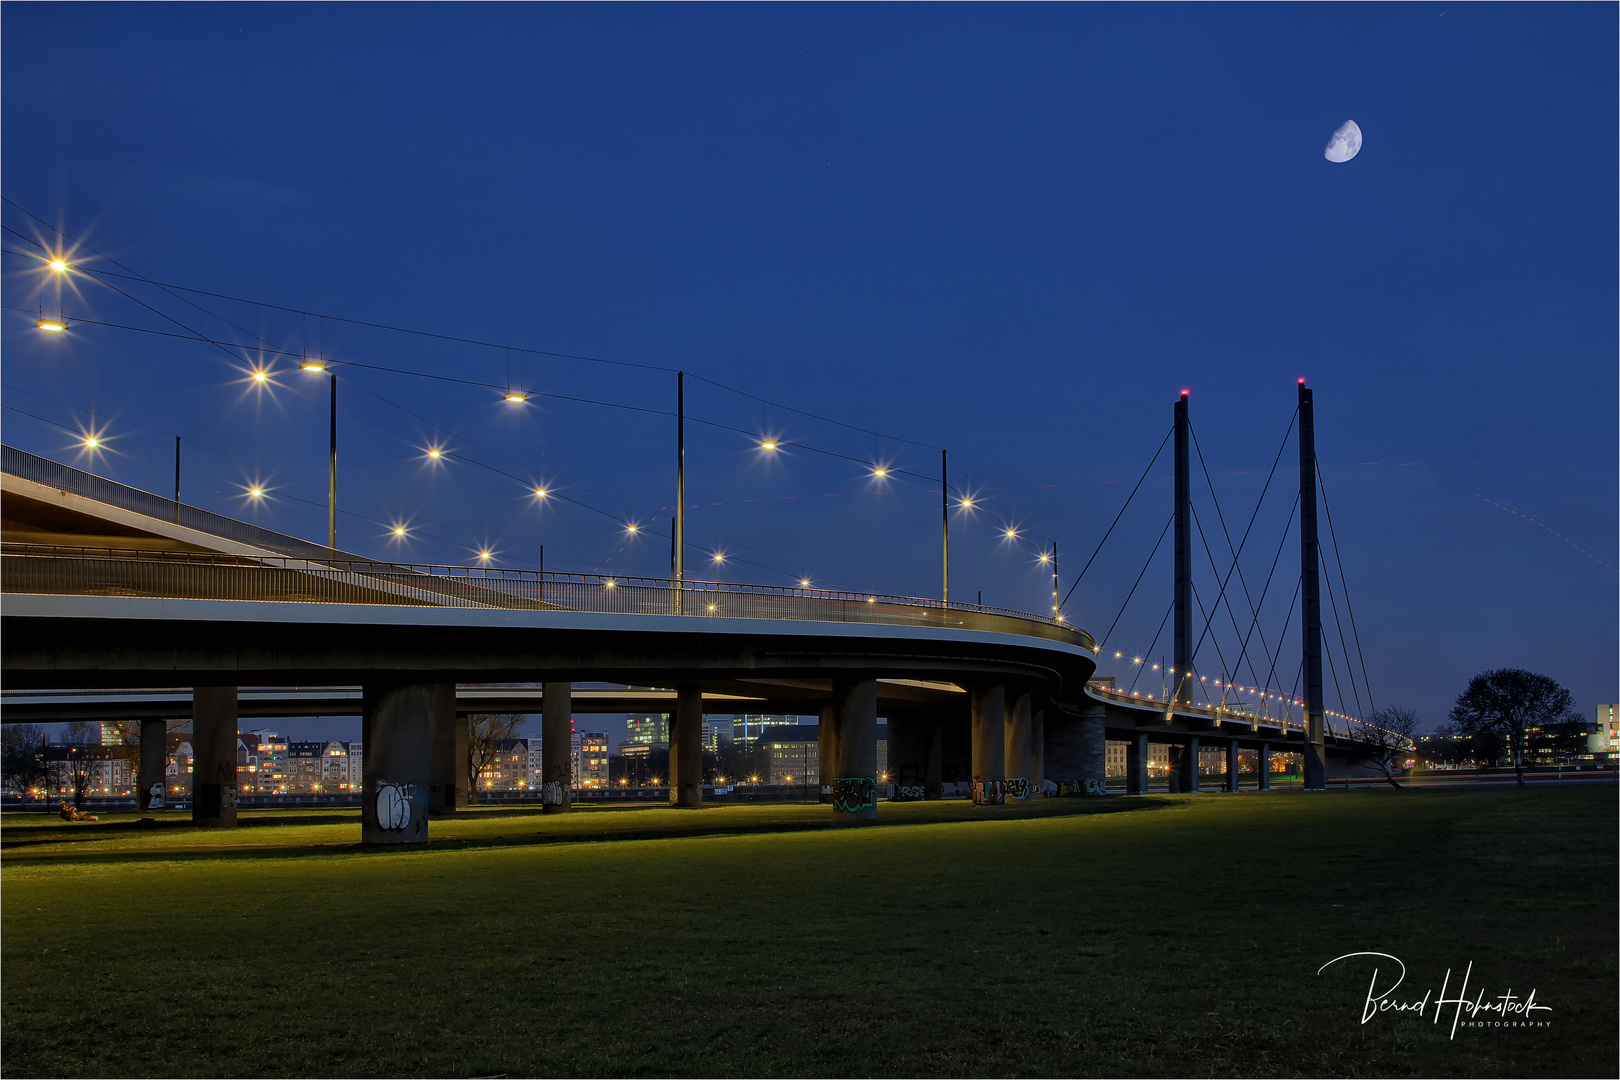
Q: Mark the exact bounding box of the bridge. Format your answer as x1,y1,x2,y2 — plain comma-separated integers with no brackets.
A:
2,376,1392,843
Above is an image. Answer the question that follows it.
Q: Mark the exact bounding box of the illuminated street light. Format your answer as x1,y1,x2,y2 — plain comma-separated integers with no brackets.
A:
712,553,725,563
48,259,68,273
35,317,66,332
625,524,639,534
605,580,617,589
427,448,443,460
533,487,549,499
1038,553,1050,564
477,550,493,562
959,497,974,508
872,467,888,478
301,361,339,548
82,436,101,449
760,440,778,451
1004,528,1018,539
247,487,265,499
504,391,528,404
392,525,407,537
799,579,810,588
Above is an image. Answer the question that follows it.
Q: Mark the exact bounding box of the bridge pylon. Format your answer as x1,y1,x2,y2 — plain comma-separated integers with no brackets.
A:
1299,381,1327,790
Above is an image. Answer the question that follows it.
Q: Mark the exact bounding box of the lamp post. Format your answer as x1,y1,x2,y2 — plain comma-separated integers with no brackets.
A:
941,449,949,604
674,371,686,613
301,361,337,550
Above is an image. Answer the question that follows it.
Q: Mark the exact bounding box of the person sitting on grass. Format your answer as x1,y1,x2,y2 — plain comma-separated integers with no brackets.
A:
58,801,97,822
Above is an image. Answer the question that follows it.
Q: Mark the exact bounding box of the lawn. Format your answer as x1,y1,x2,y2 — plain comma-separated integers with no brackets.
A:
2,787,1614,1078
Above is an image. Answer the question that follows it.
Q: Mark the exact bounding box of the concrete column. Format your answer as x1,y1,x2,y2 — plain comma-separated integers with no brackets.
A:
1176,736,1201,793
1257,742,1271,791
884,715,929,800
428,684,464,816
817,702,840,803
1079,704,1106,794
1226,740,1241,793
1004,691,1033,801
831,678,878,821
138,718,167,814
1030,709,1045,794
970,683,1006,806
191,687,239,829
361,683,431,844
541,680,572,813
1127,733,1149,795
670,684,704,807
925,718,944,800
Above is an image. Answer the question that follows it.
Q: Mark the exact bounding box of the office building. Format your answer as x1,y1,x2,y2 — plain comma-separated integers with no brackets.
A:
627,714,670,744
1591,705,1618,754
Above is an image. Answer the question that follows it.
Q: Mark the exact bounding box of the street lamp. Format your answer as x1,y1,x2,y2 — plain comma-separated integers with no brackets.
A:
300,360,338,550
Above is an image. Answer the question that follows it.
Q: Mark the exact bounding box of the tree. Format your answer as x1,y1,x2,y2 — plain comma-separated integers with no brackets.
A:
465,713,527,804
1,723,48,800
1360,706,1421,788
60,722,99,808
1449,669,1575,786
1418,722,1477,769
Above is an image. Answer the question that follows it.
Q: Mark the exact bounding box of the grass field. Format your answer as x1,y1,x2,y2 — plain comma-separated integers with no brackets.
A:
2,787,1614,1078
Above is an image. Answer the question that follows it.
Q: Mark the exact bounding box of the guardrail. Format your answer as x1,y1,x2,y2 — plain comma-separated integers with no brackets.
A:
1,544,1093,648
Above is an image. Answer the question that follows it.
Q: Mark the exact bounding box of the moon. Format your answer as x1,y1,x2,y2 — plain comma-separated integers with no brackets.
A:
1323,120,1362,163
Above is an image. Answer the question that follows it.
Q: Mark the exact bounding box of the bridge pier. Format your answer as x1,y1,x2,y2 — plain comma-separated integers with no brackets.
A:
191,687,238,829
361,683,430,844
428,683,464,816
1171,736,1200,793
885,715,938,801
817,701,839,803
1004,691,1032,801
1030,707,1044,795
831,678,877,821
970,683,1006,805
138,717,167,814
670,683,704,808
1257,743,1271,791
1079,703,1106,794
925,717,944,799
1127,733,1148,795
541,680,572,813
1225,740,1240,793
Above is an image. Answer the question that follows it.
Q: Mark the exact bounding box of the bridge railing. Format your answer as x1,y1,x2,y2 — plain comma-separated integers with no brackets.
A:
3,446,342,560
1085,682,1395,743
1,544,1092,647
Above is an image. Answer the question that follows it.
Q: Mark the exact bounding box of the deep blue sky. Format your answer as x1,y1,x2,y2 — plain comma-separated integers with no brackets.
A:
4,3,1615,740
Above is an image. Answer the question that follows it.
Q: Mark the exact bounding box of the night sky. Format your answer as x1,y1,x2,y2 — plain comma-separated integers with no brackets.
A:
3,4,1614,742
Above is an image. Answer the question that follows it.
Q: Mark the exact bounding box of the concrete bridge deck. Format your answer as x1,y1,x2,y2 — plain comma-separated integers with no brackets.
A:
3,446,1388,843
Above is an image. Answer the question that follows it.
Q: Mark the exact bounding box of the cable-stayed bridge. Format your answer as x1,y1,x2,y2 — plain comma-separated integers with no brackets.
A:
1,376,1395,842
2,200,1396,840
